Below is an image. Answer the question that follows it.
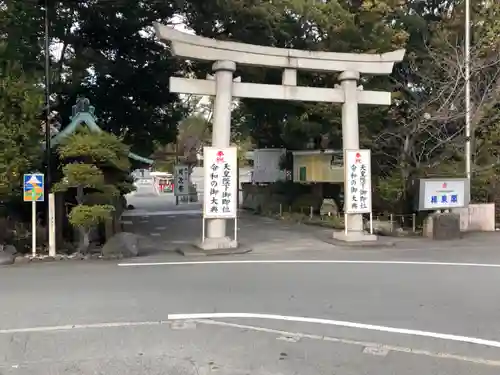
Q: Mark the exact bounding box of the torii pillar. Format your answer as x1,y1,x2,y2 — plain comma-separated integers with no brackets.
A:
333,71,372,241
202,60,237,249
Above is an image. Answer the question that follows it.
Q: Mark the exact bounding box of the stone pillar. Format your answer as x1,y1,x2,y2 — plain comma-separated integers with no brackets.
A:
334,71,376,242
203,60,238,249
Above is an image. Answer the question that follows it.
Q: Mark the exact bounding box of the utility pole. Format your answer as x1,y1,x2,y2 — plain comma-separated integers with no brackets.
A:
44,0,56,256
44,0,51,188
465,0,471,181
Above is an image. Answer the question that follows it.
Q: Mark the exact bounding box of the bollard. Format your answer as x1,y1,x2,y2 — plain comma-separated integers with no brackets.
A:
412,213,416,233
390,214,394,232
279,203,283,217
309,206,313,219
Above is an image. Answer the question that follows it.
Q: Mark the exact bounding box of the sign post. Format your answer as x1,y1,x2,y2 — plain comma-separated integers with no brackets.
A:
344,150,373,235
174,164,190,201
202,147,238,247
23,173,45,257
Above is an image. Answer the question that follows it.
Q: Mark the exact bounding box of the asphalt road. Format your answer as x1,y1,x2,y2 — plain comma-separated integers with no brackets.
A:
1,181,500,374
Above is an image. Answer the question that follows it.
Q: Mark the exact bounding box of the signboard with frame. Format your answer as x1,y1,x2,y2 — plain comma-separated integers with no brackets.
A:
344,149,372,214
417,178,470,211
203,147,238,219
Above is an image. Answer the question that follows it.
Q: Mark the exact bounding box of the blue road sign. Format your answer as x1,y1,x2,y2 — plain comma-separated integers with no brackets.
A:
23,173,45,202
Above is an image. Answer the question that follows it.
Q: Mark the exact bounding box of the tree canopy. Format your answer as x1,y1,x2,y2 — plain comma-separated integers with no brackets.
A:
0,54,44,203
1,0,187,156
2,0,500,213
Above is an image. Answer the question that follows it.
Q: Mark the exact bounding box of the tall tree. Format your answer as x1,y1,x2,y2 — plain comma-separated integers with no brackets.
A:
182,0,408,151
1,0,188,156
0,0,44,71
49,0,187,156
0,54,44,204
374,0,500,208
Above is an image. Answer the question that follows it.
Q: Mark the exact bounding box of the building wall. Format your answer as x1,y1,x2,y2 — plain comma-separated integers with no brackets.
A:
293,154,343,183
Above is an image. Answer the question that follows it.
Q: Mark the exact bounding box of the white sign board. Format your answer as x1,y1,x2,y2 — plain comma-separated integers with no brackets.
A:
252,148,286,183
174,164,189,196
344,149,372,214
418,178,469,211
203,147,238,218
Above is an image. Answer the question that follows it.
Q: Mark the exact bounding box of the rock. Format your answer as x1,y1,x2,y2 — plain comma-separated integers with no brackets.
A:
425,213,461,240
3,245,17,255
101,232,140,259
320,199,338,216
15,255,31,264
364,219,398,236
0,251,15,265
72,252,85,260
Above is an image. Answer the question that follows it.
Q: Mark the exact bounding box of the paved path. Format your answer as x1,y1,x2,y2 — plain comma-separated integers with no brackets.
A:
1,183,500,374
122,183,500,261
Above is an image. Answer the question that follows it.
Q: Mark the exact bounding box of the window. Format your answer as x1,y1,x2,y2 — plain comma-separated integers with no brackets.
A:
299,166,307,181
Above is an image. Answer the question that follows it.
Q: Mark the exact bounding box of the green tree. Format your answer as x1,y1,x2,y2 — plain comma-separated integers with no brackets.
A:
49,0,187,156
2,0,187,157
53,128,133,252
374,0,500,210
0,55,44,203
182,0,408,151
0,0,44,72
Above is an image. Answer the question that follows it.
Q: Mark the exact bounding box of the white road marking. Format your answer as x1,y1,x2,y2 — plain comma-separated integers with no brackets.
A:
363,346,390,356
0,321,165,334
167,312,500,349
277,335,300,343
170,320,197,330
1,317,499,367
118,259,500,268
193,318,500,367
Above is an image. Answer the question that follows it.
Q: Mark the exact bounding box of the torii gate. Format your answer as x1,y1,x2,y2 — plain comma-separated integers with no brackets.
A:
154,23,405,247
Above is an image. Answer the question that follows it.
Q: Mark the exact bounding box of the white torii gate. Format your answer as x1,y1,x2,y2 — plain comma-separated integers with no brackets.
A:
154,23,405,248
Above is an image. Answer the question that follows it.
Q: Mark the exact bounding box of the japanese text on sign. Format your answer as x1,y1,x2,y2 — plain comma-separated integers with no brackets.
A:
174,165,189,196
418,179,469,211
203,147,238,218
344,150,372,214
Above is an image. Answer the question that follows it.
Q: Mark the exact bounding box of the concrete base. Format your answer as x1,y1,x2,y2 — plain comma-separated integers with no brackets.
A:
197,236,238,250
333,231,378,242
176,239,252,257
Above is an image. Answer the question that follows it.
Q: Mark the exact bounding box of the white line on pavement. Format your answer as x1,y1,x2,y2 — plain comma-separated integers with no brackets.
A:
193,318,500,367
167,312,500,349
118,259,500,268
1,315,500,365
0,321,164,334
